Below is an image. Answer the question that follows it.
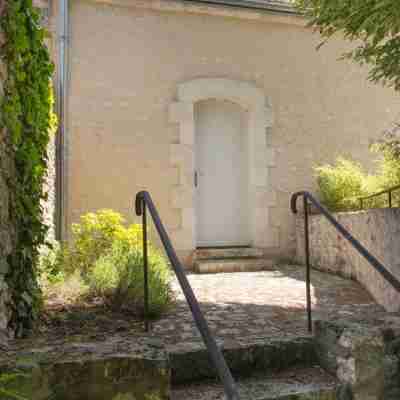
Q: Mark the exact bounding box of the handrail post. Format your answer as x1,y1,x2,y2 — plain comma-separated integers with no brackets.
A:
303,195,312,333
142,201,150,332
389,191,392,208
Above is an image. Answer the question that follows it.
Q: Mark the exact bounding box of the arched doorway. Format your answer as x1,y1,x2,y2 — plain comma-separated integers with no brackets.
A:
169,78,274,252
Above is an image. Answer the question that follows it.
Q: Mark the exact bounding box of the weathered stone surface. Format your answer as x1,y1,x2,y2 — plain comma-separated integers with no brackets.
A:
295,209,400,312
194,257,275,274
0,6,15,345
171,366,341,400
170,336,316,384
0,336,170,400
195,247,264,260
314,320,385,400
383,355,400,400
379,315,400,400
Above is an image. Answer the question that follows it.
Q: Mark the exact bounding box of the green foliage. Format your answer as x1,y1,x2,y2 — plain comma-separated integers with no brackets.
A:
371,123,400,189
88,242,173,317
40,209,173,317
0,0,56,334
295,0,400,91
315,157,371,211
38,242,66,285
315,150,400,211
68,209,142,275
0,372,28,400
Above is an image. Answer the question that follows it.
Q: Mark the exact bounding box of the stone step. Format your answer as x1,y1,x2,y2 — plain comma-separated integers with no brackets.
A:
169,336,316,384
194,257,274,274
171,366,342,400
195,247,264,260
0,336,170,400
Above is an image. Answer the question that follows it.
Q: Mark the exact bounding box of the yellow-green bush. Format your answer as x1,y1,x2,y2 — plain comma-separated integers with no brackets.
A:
315,153,400,211
315,158,373,211
70,209,142,275
39,209,173,317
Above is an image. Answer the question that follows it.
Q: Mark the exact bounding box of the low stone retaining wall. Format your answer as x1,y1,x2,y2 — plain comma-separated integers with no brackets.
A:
295,208,400,312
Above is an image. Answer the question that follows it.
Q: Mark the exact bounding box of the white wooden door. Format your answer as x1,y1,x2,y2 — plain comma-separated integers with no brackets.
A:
195,99,250,247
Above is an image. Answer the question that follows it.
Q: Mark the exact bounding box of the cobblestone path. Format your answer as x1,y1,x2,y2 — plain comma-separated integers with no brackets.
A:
153,265,386,350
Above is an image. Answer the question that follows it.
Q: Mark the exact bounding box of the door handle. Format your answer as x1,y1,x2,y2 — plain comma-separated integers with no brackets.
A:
194,171,198,187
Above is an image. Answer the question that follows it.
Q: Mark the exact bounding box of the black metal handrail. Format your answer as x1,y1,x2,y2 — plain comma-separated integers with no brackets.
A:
291,191,400,333
135,191,240,400
358,184,400,209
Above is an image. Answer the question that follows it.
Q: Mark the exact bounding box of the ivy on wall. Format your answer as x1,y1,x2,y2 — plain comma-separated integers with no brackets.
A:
0,0,56,335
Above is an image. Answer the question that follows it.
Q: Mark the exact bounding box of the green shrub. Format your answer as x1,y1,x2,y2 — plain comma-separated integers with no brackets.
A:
87,242,173,318
372,123,400,188
314,154,400,211
69,209,142,275
40,209,173,317
315,157,372,211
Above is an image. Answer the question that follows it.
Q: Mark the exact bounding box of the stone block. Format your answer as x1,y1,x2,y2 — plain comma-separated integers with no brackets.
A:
315,320,385,400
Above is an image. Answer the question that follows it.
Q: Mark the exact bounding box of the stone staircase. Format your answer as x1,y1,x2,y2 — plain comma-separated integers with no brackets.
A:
168,319,399,400
2,322,398,399
3,264,400,400
194,247,275,273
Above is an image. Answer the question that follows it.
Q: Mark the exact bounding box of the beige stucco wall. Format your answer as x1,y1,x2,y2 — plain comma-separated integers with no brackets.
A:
295,209,400,312
62,0,399,265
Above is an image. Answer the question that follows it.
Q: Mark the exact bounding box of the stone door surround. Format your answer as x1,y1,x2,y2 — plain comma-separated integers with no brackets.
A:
169,78,274,252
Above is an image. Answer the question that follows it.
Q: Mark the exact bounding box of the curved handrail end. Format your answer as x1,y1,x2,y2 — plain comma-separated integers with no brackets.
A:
135,191,147,216
291,191,309,214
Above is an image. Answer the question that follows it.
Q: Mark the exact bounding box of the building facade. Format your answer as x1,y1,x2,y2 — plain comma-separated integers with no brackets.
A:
49,0,399,266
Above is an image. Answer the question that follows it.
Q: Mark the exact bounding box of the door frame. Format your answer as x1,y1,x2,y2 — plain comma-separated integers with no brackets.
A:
169,78,274,252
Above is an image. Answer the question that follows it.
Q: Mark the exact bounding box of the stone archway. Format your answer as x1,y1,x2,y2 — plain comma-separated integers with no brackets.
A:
169,78,274,254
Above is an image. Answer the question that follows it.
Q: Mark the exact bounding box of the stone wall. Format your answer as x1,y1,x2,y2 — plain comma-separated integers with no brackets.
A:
295,208,400,312
0,2,15,344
